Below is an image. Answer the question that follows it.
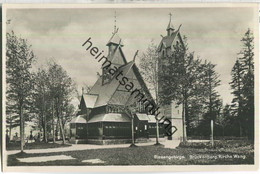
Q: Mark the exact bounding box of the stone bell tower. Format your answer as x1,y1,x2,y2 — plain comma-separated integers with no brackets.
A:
157,13,184,141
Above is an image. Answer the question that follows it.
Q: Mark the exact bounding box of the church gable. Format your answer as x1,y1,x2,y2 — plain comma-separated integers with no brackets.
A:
110,47,127,65
108,63,155,110
87,27,154,110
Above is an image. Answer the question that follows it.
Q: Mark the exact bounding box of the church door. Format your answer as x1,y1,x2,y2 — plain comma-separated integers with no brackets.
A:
136,121,148,138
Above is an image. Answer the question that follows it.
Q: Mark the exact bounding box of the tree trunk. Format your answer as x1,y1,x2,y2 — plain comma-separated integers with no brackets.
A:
222,126,225,137
131,115,135,145
239,120,243,137
129,112,138,147
210,119,214,147
56,98,65,144
184,99,189,137
154,64,160,145
57,106,65,144
44,111,47,143
9,122,12,143
52,101,56,143
182,100,187,142
19,104,24,152
57,114,65,144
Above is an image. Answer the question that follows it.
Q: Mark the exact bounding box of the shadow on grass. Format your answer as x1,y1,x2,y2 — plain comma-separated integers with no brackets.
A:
6,142,71,151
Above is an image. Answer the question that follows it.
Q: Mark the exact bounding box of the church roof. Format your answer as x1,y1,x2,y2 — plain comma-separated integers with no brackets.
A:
70,115,87,124
147,115,157,123
106,45,127,65
162,32,178,47
88,113,131,123
88,61,135,107
82,94,98,108
157,25,183,52
136,113,149,121
167,21,174,31
136,114,157,123
106,31,124,46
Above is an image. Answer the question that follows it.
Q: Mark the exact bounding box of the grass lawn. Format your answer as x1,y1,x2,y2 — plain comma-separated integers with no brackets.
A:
7,140,254,166
6,142,71,151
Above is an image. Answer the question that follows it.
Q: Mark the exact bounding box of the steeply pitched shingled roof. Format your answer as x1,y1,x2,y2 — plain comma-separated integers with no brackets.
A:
88,61,134,107
157,25,183,52
88,113,131,123
167,21,174,31
70,115,87,123
158,31,178,51
82,94,98,108
106,32,124,46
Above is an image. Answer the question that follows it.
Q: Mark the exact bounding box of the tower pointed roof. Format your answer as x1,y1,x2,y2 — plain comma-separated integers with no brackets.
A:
166,13,174,31
106,28,124,47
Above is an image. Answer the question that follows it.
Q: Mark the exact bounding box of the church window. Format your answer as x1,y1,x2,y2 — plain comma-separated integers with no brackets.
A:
78,126,83,130
147,105,153,114
162,50,166,58
102,69,112,85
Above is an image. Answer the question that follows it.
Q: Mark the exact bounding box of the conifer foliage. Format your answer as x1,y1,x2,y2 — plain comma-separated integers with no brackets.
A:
6,31,35,152
230,29,254,140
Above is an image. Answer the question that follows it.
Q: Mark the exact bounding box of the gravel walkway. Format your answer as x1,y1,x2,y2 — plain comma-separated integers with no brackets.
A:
6,139,181,155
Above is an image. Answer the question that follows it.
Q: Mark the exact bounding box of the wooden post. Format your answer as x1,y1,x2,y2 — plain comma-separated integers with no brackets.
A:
210,119,214,147
131,116,134,144
156,120,159,143
129,112,137,147
154,119,161,145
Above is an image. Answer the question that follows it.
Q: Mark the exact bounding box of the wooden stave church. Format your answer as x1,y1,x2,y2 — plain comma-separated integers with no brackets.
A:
70,14,185,144
70,29,165,145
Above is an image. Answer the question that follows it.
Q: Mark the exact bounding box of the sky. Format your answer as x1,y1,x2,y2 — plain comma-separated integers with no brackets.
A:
6,7,256,105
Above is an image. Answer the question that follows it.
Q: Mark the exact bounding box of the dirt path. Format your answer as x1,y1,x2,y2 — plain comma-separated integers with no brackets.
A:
6,140,181,155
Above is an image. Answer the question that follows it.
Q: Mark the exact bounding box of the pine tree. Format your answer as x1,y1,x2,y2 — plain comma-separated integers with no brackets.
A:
202,61,221,121
6,31,35,152
230,59,244,136
139,42,161,144
230,29,254,140
216,104,231,136
159,36,208,140
197,61,221,137
32,68,51,142
47,62,75,144
240,29,254,140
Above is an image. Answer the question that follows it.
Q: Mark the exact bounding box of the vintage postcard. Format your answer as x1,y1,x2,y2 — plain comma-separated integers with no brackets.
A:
1,3,259,172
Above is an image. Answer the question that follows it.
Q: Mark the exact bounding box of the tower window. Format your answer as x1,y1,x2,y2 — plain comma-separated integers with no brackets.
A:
162,50,165,57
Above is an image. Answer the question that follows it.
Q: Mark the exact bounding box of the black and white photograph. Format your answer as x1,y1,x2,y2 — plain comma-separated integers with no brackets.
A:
2,3,259,172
